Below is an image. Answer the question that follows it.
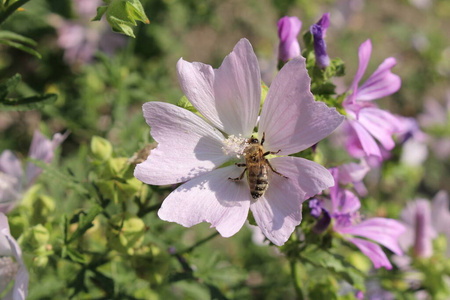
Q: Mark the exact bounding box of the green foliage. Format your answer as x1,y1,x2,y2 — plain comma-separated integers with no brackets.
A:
93,0,150,38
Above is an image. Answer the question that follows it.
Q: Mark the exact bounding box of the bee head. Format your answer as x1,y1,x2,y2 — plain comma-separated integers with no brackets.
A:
248,137,259,144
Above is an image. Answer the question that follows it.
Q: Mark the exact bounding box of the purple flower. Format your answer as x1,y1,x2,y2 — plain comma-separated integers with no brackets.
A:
312,167,405,269
310,13,330,69
336,161,370,196
342,39,403,160
277,16,302,63
134,39,344,246
0,213,28,300
0,130,68,213
399,191,450,257
49,0,127,65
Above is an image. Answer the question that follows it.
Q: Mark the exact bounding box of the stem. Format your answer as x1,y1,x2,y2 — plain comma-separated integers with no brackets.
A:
290,260,305,300
176,231,220,255
0,0,31,25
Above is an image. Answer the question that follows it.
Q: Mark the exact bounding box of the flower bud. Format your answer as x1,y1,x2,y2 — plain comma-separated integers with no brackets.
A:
106,213,146,255
277,16,302,63
91,136,113,161
310,13,331,69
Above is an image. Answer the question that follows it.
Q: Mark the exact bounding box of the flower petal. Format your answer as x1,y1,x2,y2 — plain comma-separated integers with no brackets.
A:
258,56,344,155
134,102,229,185
277,16,302,62
0,151,23,181
339,218,406,255
348,237,392,269
25,130,68,186
345,39,372,105
158,166,251,238
335,189,361,215
357,57,401,101
176,38,260,137
250,156,334,246
348,120,381,158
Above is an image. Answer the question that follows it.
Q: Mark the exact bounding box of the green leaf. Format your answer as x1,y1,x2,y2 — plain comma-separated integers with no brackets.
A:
27,158,89,194
0,38,41,58
92,6,108,21
0,30,37,46
0,73,21,99
301,247,366,291
67,205,103,244
0,93,57,111
64,246,86,263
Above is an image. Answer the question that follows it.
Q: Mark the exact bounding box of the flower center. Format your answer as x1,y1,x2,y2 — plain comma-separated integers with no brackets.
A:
221,134,248,159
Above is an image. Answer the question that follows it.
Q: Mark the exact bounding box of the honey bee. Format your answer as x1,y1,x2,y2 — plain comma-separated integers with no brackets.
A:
228,133,288,199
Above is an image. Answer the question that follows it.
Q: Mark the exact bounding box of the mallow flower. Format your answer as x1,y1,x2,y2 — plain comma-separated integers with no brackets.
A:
342,39,403,160
134,38,344,246
277,16,302,63
0,130,68,213
310,167,405,269
310,12,330,69
399,191,450,258
0,213,28,300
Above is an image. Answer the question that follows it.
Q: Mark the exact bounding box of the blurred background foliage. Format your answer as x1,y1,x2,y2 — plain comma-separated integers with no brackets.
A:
0,0,449,299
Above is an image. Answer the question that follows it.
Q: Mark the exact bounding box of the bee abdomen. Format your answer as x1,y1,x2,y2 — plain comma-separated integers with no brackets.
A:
249,171,269,199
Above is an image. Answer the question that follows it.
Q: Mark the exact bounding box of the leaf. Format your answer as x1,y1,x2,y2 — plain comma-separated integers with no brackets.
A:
65,246,86,263
0,30,37,46
0,38,41,58
0,93,57,111
27,158,89,195
67,205,103,244
301,247,366,290
0,73,21,99
92,6,108,21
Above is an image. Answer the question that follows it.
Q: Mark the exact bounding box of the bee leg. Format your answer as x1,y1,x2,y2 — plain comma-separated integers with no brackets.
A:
235,163,247,167
261,132,266,146
263,149,281,156
267,161,288,179
228,168,247,181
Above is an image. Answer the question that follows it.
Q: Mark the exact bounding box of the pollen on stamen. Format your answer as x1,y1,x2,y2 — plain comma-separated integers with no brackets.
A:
222,134,248,159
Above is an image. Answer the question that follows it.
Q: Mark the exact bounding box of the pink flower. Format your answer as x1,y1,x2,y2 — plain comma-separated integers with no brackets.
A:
277,16,302,63
343,39,403,160
399,191,450,258
311,167,405,269
0,130,68,213
0,213,28,300
134,39,344,246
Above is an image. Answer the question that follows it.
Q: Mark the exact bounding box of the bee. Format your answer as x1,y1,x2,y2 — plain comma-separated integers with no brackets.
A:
228,133,288,199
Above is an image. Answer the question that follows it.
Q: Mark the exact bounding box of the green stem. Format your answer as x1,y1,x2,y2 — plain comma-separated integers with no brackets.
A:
290,260,305,300
176,231,220,255
0,0,31,25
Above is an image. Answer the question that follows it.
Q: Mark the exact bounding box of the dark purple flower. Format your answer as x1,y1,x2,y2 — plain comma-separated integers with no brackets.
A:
277,16,302,63
310,13,330,69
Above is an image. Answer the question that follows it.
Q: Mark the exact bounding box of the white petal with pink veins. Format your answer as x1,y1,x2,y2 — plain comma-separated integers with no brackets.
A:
250,156,334,245
134,102,229,185
258,57,344,155
158,166,251,237
177,39,260,137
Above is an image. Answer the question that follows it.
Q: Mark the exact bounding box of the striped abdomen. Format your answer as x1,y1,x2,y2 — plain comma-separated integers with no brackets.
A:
248,163,269,199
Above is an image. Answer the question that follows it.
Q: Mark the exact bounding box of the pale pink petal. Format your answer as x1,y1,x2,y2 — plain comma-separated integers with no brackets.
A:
158,166,251,237
25,130,68,186
348,237,393,269
337,161,370,185
134,102,229,185
358,110,397,150
176,39,260,136
335,189,361,215
357,58,401,101
431,191,450,235
345,39,372,106
348,120,381,158
258,56,344,155
0,151,23,181
339,218,405,255
250,156,334,246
